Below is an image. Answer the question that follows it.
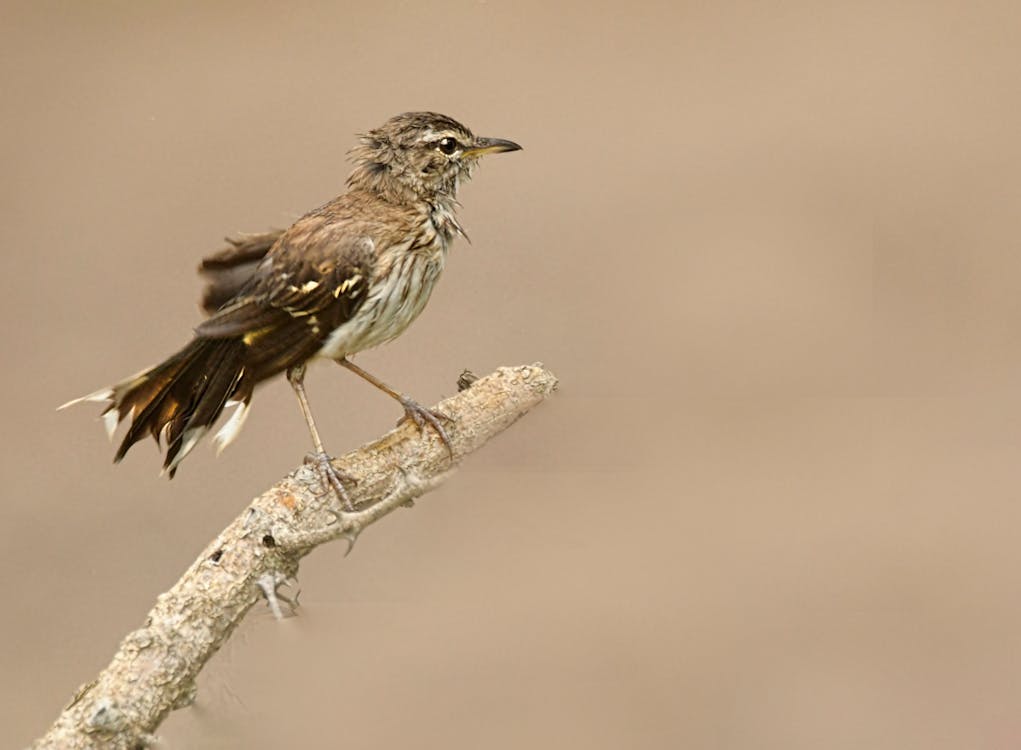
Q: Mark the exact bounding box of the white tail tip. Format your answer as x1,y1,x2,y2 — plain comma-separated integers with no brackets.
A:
161,427,207,477
214,400,251,455
102,409,120,441
57,388,113,411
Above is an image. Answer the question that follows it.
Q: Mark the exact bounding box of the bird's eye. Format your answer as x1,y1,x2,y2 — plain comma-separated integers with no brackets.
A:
436,137,458,155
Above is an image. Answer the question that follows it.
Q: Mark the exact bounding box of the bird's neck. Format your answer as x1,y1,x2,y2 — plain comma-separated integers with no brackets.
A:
347,162,460,208
427,195,467,244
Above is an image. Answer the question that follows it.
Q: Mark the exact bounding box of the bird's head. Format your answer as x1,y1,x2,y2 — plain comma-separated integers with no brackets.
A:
347,112,521,203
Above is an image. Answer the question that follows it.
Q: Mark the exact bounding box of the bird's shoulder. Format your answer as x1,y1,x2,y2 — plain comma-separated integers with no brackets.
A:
247,191,405,297
279,189,428,254
194,190,427,339
196,214,378,339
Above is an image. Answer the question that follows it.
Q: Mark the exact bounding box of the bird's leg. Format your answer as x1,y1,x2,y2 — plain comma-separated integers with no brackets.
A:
286,364,355,511
336,358,454,458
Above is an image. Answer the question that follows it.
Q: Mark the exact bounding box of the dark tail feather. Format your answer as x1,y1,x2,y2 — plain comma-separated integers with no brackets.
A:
64,338,253,477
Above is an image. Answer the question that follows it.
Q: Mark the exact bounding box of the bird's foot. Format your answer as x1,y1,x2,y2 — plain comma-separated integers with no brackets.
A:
398,397,454,458
303,452,357,511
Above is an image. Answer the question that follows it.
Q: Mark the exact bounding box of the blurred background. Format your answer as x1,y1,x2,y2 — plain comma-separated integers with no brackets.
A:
5,1,1021,747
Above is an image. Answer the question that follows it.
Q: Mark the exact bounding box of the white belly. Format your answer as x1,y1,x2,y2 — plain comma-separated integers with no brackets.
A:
317,245,446,360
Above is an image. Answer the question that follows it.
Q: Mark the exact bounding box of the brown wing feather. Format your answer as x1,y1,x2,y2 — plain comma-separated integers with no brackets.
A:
195,216,375,379
200,230,283,269
199,230,285,313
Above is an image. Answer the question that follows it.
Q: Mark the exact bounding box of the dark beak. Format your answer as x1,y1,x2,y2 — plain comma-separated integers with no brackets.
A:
464,137,523,157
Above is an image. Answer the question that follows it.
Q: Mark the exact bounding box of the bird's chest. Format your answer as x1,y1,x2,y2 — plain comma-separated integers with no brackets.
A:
378,235,448,325
317,232,448,359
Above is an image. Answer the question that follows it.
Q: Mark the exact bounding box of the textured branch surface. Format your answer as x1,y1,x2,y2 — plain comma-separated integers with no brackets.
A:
33,364,557,750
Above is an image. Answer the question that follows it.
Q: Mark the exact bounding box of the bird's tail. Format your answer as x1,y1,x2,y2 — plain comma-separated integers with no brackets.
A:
60,338,253,476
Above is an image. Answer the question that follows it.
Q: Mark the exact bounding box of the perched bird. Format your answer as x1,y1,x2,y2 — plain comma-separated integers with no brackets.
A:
62,112,522,504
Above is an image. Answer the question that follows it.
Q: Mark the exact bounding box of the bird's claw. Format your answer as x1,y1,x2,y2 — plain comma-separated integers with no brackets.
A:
304,452,356,511
398,398,454,458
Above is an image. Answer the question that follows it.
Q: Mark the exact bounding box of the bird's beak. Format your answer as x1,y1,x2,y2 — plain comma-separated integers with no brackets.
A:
464,137,523,158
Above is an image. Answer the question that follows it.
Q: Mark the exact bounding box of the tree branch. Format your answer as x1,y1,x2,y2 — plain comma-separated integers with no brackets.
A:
33,363,558,750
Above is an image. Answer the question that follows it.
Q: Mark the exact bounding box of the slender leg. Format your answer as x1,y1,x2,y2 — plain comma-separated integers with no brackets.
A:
336,358,454,457
287,364,354,510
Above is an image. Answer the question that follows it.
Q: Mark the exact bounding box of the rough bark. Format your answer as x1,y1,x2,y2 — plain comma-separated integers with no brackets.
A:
33,363,557,749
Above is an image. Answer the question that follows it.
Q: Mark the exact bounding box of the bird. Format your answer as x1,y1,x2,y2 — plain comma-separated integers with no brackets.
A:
61,111,522,506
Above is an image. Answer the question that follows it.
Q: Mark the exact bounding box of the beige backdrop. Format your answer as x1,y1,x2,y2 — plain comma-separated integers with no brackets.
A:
5,1,1021,747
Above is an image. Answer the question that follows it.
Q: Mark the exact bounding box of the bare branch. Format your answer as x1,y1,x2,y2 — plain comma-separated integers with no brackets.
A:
33,363,558,750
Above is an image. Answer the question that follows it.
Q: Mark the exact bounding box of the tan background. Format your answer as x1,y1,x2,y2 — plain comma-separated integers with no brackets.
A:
5,1,1021,747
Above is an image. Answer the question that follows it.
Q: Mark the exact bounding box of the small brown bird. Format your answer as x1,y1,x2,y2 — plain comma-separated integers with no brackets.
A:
62,112,521,503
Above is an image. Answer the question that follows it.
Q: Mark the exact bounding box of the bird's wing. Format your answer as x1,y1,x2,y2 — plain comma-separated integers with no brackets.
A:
198,230,285,313
195,217,376,368
200,230,285,270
